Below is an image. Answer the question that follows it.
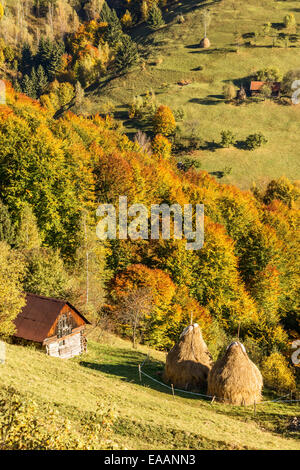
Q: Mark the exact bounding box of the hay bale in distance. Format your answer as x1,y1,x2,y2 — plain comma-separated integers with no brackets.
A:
208,342,263,405
200,37,211,48
163,323,213,392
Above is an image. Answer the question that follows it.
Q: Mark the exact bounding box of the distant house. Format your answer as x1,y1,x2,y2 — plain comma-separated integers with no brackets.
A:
250,81,281,97
14,293,90,359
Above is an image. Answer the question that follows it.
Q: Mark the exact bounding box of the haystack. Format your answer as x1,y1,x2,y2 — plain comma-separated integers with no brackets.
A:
200,37,211,48
163,323,213,392
208,342,263,405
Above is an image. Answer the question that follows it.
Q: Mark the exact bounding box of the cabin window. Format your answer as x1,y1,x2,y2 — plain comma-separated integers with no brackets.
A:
57,313,73,338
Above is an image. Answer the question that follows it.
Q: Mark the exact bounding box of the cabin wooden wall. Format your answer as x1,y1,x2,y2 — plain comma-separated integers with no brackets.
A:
47,304,86,338
45,330,86,359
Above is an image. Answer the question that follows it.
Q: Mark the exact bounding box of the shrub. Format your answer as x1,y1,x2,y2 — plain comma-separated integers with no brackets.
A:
283,14,296,30
153,105,176,136
0,386,118,450
262,353,296,392
223,83,236,101
244,132,268,150
173,107,186,122
220,130,236,148
255,67,283,83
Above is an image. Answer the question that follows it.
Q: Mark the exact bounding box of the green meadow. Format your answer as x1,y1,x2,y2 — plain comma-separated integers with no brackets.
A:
1,332,299,450
87,0,300,189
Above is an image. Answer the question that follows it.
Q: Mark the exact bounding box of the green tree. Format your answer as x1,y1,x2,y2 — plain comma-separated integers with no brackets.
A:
36,65,48,97
0,242,25,338
0,200,15,245
115,34,139,72
36,38,65,80
147,5,165,30
16,203,41,251
244,132,268,150
20,43,33,75
220,130,236,148
105,9,123,46
23,248,68,298
256,67,283,82
21,74,37,99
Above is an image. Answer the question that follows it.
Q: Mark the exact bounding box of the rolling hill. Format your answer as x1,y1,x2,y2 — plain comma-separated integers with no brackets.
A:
86,0,300,189
1,331,299,450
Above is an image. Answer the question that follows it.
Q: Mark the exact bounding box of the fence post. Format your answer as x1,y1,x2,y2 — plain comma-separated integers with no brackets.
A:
171,384,175,399
138,364,142,382
211,396,215,404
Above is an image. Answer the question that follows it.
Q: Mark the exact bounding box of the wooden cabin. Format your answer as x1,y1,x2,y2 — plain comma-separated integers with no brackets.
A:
14,293,90,359
250,81,281,97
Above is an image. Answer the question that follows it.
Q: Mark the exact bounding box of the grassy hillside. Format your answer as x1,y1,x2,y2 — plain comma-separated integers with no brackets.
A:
1,332,299,450
87,0,300,189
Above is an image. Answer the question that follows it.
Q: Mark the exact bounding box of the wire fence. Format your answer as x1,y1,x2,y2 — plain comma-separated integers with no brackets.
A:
138,358,300,409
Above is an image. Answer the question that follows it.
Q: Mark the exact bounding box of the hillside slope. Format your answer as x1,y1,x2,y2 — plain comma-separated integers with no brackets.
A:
88,0,300,189
1,334,299,450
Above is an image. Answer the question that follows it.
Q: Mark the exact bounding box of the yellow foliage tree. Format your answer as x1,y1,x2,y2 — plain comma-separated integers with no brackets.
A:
262,352,296,392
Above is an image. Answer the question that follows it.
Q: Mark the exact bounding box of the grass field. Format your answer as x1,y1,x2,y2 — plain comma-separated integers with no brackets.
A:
1,331,299,450
86,0,300,189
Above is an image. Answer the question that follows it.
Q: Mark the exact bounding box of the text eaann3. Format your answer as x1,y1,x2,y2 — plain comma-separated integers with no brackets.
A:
104,454,196,466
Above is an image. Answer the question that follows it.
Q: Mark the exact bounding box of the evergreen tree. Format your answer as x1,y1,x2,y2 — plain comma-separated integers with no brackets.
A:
36,65,48,97
36,38,65,80
99,1,112,23
21,74,37,99
105,9,123,46
147,5,165,30
115,34,139,72
47,40,65,80
20,43,33,75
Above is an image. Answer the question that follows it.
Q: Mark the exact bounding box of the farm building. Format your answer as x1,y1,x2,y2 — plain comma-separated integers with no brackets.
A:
14,293,90,359
250,81,281,97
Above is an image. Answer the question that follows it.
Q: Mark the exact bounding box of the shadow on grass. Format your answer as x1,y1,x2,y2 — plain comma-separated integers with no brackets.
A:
79,351,207,401
209,171,225,179
189,97,223,106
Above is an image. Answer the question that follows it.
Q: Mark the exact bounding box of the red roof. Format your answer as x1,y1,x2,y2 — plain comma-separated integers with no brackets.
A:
250,81,281,92
14,293,89,343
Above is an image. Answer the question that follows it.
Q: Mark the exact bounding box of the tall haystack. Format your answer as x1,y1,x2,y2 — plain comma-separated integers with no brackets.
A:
208,342,263,405
200,37,211,48
163,323,213,391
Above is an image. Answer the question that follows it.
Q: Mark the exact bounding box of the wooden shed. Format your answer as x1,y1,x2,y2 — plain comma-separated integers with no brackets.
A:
14,293,90,359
